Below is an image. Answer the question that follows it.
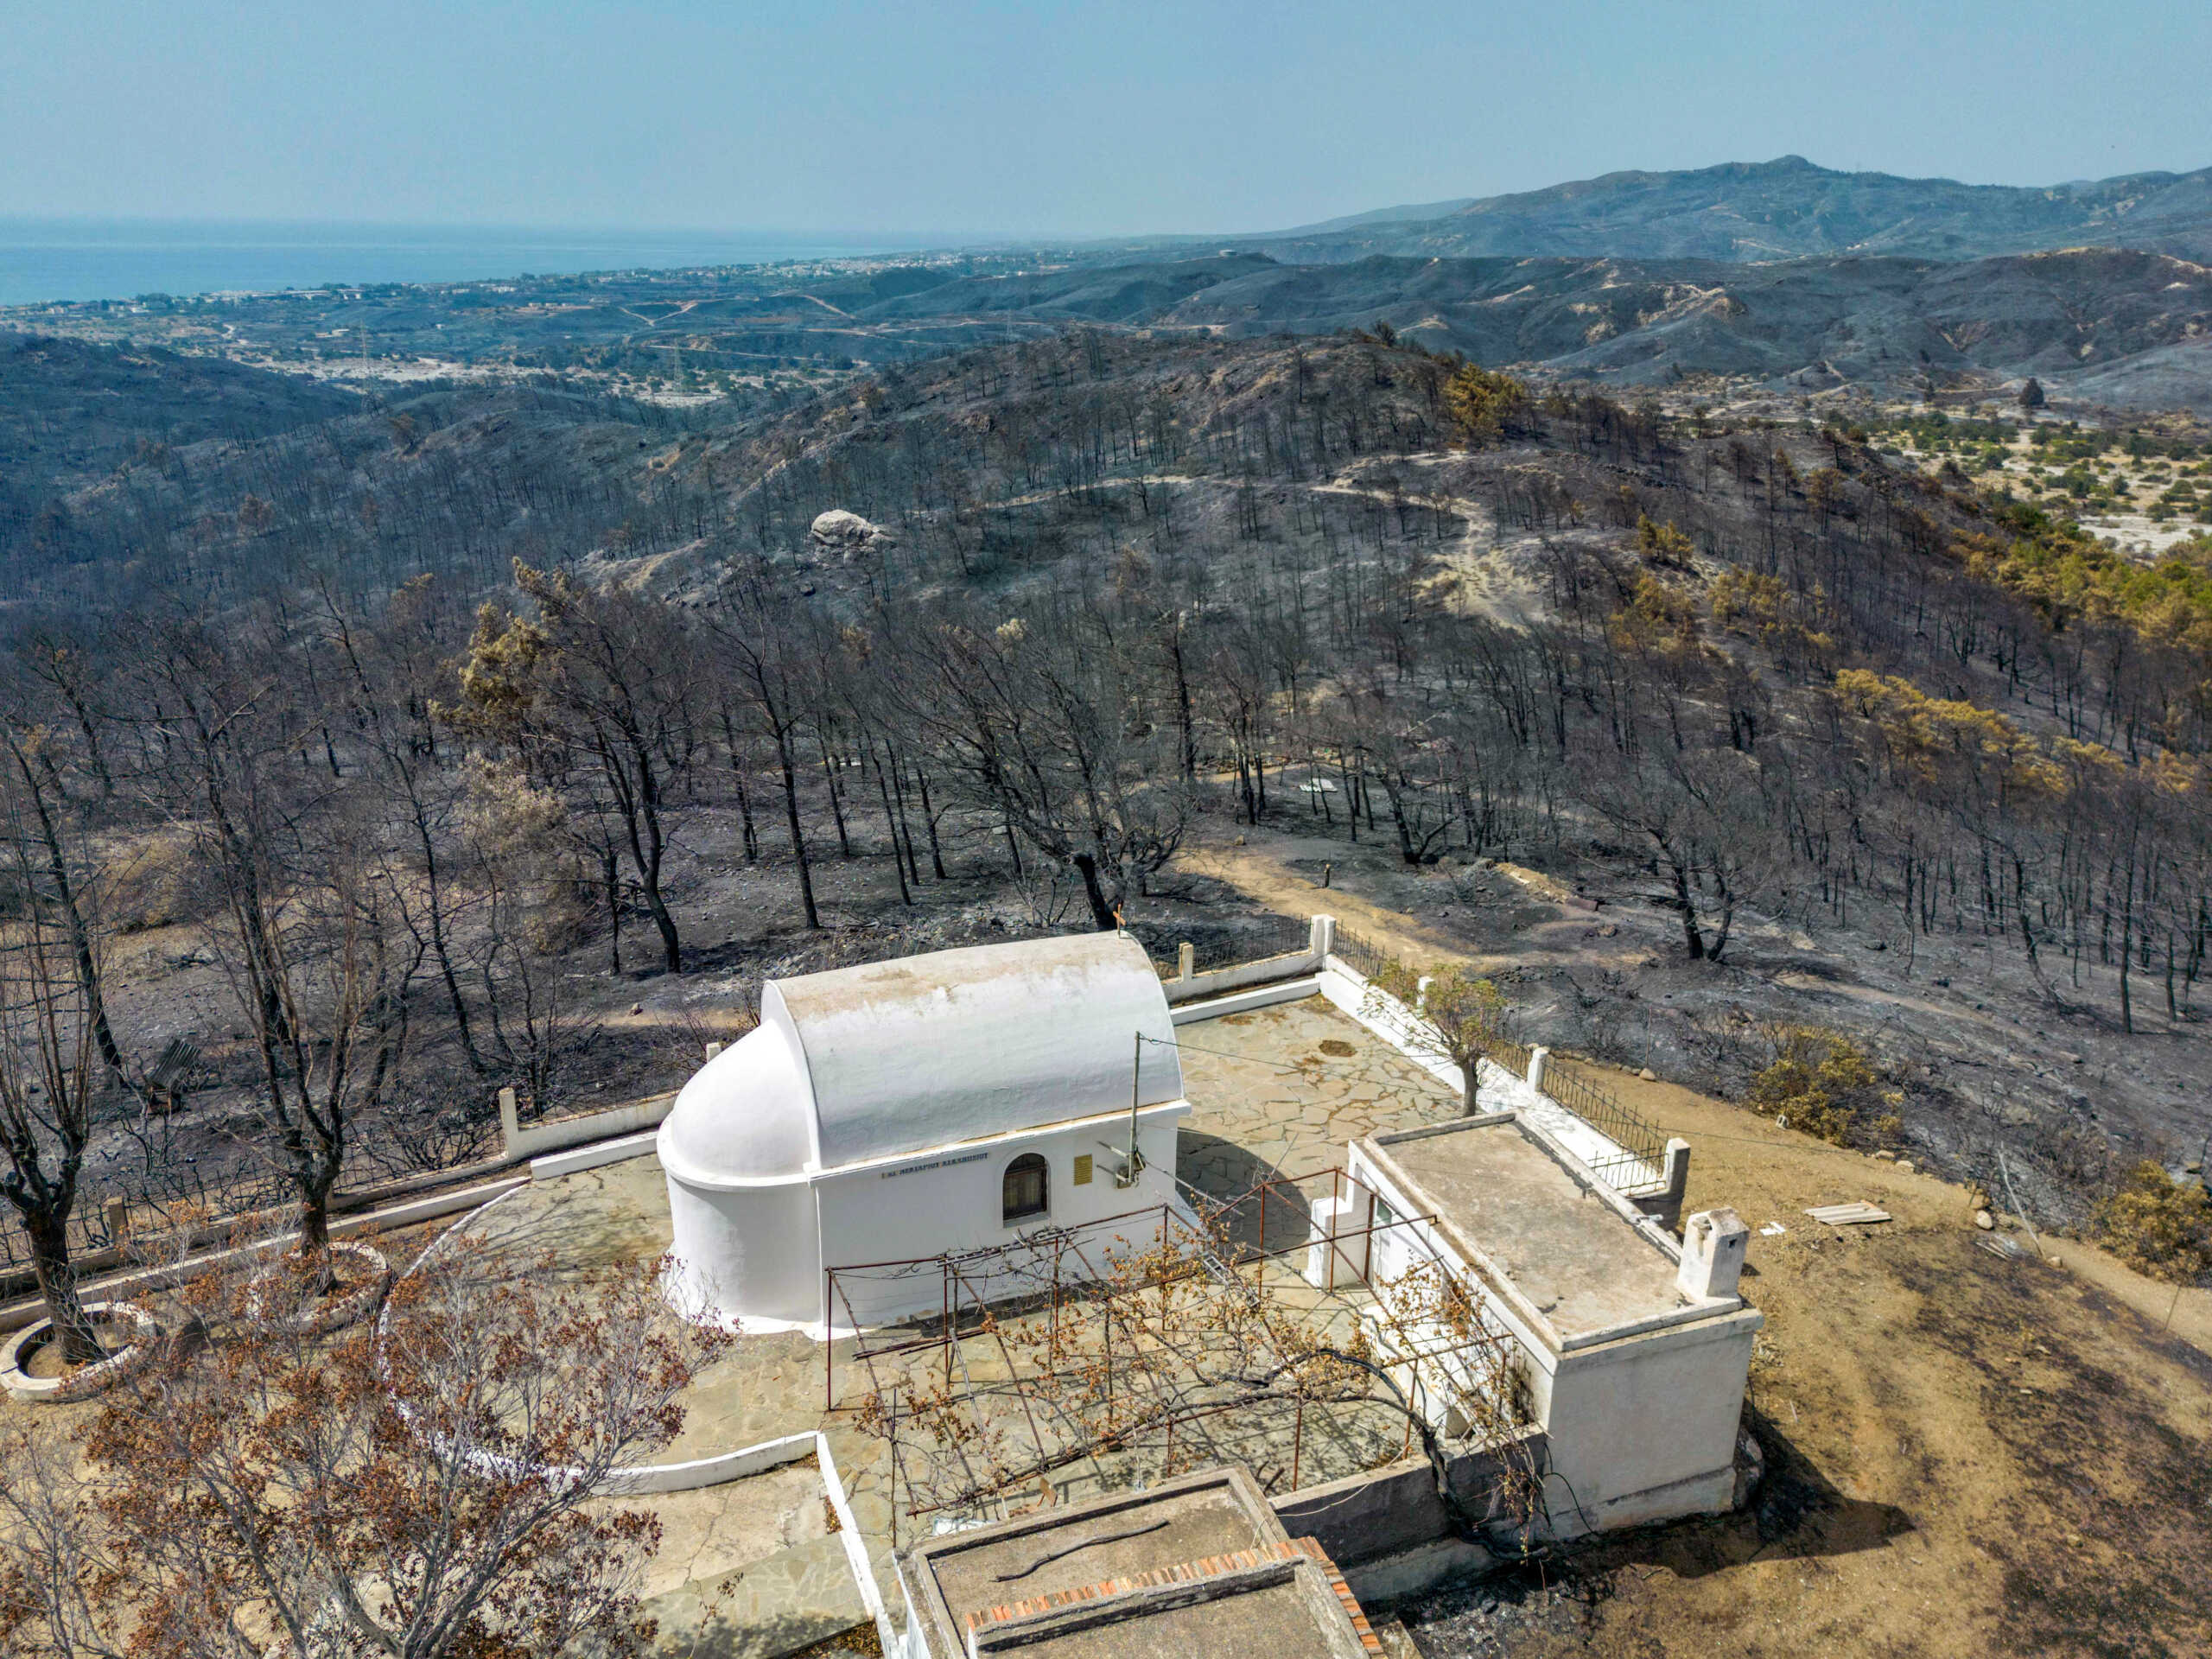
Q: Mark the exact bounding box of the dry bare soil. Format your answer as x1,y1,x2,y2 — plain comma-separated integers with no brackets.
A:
1395,1068,2212,1659
1163,823,2211,1656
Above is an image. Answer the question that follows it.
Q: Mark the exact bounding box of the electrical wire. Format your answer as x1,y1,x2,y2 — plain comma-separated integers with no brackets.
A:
1137,1030,1347,1077
1150,1035,1424,1084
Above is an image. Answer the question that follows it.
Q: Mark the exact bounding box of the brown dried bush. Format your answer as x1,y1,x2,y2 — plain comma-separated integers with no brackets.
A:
2094,1161,2212,1284
102,830,206,932
1746,1024,1902,1147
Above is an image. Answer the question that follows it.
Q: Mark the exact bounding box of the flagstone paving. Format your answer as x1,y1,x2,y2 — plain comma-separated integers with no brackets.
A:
448,994,1459,1655
639,1468,867,1659
1169,996,1459,1252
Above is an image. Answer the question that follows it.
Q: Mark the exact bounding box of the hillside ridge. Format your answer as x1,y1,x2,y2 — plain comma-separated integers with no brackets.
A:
1191,155,2212,265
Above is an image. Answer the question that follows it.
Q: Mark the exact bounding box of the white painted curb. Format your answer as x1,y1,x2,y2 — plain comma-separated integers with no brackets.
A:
529,1129,661,1181
0,1300,162,1402
377,1183,815,1497
1170,976,1324,1025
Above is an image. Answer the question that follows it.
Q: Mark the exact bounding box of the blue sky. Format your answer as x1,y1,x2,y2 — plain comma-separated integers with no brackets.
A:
7,0,2207,237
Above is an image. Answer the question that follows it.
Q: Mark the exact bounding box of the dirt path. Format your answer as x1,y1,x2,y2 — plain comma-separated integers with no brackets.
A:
1173,833,1653,982
1310,459,1549,630
1175,840,1488,969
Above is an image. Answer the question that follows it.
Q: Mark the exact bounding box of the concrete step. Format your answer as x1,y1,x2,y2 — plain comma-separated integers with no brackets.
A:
641,1533,869,1659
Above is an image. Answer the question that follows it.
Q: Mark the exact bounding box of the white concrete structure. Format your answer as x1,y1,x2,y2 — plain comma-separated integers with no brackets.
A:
1675,1206,1750,1302
658,933,1188,1335
1318,1113,1761,1538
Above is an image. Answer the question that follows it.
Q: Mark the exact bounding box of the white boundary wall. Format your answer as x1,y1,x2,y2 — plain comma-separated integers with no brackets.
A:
1311,944,1662,1192
0,1176,528,1336
501,1087,677,1162
1159,917,1334,1004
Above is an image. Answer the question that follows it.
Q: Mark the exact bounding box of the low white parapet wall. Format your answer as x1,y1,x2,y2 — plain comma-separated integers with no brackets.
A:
818,1432,895,1652
596,1429,821,1497
1160,917,1336,1004
529,1129,662,1181
0,1174,527,1335
5,1084,689,1317
1170,976,1321,1025
1315,944,1666,1198
500,1086,678,1163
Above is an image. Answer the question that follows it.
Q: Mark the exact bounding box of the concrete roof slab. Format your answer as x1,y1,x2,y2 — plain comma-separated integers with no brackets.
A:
1363,1119,1693,1341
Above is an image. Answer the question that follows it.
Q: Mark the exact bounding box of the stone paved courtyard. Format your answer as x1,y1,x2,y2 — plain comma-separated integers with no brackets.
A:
453,994,1462,1656
1169,995,1459,1243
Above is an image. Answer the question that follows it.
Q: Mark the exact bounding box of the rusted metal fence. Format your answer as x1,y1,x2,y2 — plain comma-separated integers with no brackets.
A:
1328,923,1391,981
3,1156,296,1286
1131,912,1313,976
1534,1058,1669,1190
1479,1033,1536,1079
824,1166,1522,1538
0,1203,116,1281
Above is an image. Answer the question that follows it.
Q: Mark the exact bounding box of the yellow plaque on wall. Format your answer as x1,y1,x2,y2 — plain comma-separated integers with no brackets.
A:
1073,1154,1093,1185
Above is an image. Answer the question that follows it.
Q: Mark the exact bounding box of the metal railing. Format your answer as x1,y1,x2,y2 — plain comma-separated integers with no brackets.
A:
1478,1034,1535,1081
0,1204,116,1281
0,1154,303,1285
1130,912,1313,975
1328,923,1391,981
1319,925,1669,1195
1531,1058,1669,1191
0,1125,499,1291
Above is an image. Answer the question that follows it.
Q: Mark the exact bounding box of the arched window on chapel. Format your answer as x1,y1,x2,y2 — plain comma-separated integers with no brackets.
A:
1002,1153,1049,1224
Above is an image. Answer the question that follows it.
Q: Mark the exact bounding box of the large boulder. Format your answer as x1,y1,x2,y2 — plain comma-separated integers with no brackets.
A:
808,510,893,560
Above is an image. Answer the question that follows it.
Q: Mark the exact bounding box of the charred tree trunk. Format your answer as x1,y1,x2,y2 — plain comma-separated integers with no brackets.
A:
820,732,852,858
19,1211,100,1364
775,725,820,931
1071,852,1118,931
916,768,949,880
1670,858,1707,960
867,738,912,906
600,845,623,978
7,735,128,1087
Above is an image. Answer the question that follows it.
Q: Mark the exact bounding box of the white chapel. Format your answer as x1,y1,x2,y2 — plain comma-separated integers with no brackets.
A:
658,931,1189,1334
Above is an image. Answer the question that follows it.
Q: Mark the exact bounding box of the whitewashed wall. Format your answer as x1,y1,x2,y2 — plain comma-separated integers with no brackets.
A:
664,1173,820,1331
1346,1138,1758,1538
813,1107,1188,1331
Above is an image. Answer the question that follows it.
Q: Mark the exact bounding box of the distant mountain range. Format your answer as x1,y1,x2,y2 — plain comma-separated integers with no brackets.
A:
863,244,2212,409
1111,156,2212,266
9,157,2209,416
903,159,2193,408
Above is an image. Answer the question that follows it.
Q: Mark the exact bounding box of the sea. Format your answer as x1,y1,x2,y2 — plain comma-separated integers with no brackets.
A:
0,219,943,308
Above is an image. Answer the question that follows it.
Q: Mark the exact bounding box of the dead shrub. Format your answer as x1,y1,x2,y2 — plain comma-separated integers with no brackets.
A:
1746,1024,1901,1147
2094,1161,2212,1284
2028,1117,2116,1197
